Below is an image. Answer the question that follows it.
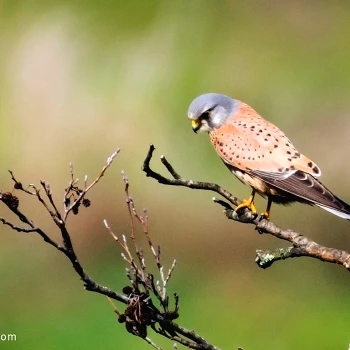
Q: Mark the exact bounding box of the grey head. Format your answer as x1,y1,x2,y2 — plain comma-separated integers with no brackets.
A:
188,93,238,133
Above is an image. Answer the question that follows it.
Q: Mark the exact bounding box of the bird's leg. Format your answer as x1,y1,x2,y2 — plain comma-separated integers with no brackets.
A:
260,198,272,220
235,189,257,215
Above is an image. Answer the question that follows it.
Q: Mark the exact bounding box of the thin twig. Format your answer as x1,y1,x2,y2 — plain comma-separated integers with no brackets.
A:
63,149,120,221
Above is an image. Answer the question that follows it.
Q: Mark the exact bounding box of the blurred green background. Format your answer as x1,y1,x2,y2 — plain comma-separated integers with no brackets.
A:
1,1,350,349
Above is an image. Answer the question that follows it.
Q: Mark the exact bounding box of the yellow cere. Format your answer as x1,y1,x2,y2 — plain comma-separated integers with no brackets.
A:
191,120,199,128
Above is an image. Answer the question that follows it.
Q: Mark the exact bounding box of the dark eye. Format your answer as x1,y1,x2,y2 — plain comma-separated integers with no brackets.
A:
200,105,217,120
200,110,211,120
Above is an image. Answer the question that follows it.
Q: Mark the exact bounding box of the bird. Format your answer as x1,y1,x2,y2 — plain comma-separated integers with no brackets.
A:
187,92,350,220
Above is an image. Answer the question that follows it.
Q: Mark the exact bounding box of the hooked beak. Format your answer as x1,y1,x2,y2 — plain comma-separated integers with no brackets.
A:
191,120,201,133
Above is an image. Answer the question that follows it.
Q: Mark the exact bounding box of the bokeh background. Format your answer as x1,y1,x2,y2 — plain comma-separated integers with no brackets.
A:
1,1,350,349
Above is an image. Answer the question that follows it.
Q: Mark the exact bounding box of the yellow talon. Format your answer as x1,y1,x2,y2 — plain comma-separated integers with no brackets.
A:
260,198,272,220
260,211,270,220
235,190,257,214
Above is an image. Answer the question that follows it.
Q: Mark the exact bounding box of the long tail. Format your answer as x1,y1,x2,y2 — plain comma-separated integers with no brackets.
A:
316,200,350,220
251,169,350,220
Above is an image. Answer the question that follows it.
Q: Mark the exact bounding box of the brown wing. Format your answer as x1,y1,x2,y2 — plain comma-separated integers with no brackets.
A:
250,169,350,219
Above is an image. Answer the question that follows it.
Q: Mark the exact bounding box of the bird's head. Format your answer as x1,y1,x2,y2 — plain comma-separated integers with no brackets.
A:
187,93,238,133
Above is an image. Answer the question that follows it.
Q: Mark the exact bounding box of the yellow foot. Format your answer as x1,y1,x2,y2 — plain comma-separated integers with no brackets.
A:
235,196,257,215
260,199,272,220
260,211,270,220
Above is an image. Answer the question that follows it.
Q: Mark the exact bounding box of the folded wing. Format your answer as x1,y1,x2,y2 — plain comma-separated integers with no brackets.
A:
250,169,350,219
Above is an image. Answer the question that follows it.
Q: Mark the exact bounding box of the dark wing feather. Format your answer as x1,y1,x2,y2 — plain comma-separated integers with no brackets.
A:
250,170,350,218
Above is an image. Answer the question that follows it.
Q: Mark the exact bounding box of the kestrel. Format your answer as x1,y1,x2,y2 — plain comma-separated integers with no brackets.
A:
188,93,350,220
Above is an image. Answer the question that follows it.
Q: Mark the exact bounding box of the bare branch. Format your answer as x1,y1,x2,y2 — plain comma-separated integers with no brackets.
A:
102,170,220,349
0,216,38,233
142,145,240,206
142,144,350,271
1,149,223,349
2,152,129,306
